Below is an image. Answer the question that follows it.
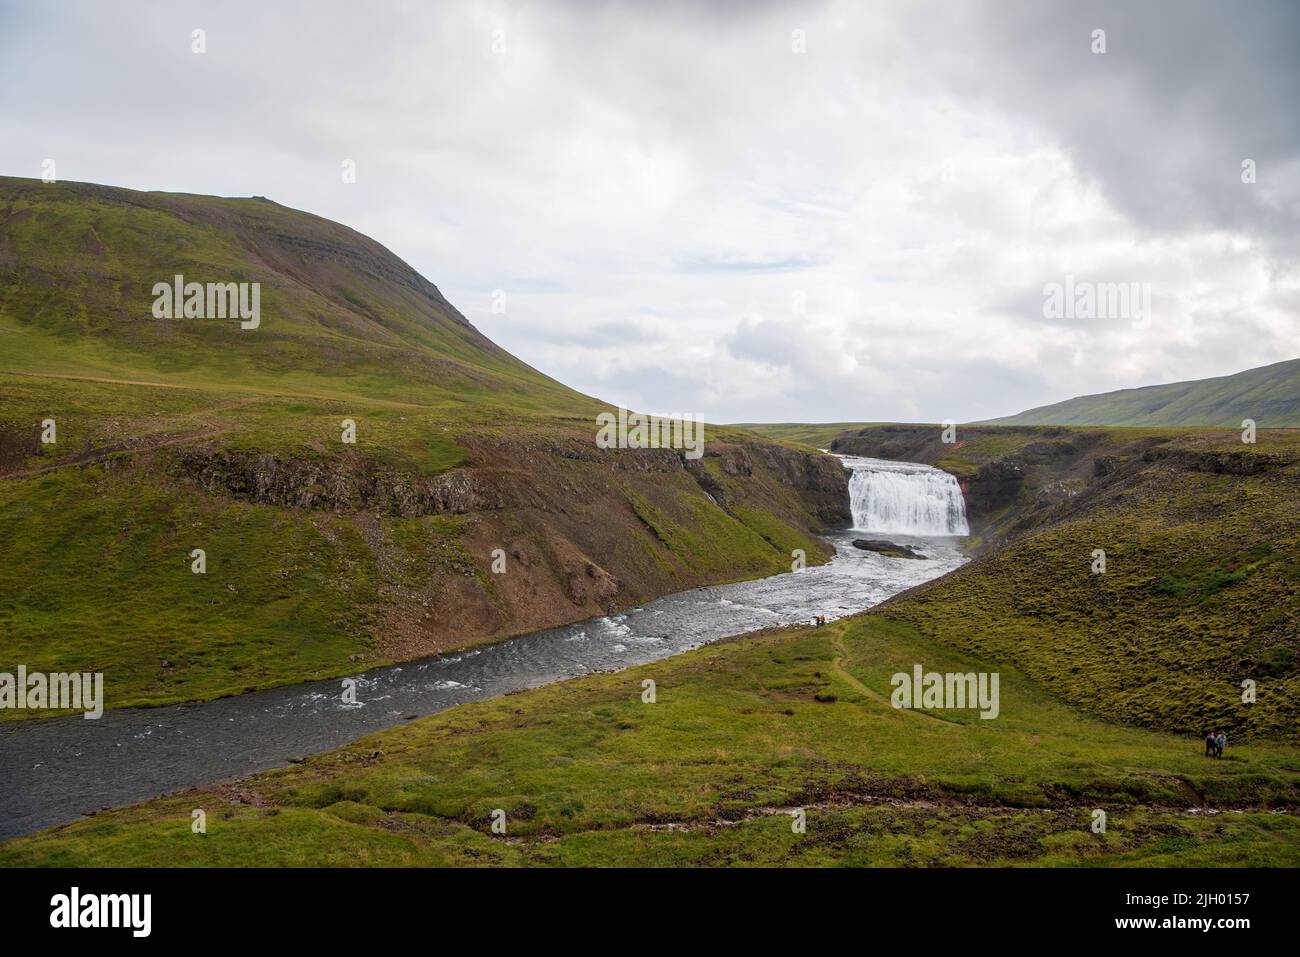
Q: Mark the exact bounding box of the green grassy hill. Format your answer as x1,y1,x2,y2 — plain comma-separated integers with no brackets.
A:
0,176,592,411
0,179,848,716
742,359,1300,441
986,358,1300,427
879,431,1300,739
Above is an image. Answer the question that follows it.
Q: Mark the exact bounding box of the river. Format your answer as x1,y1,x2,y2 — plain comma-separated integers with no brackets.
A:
0,456,967,841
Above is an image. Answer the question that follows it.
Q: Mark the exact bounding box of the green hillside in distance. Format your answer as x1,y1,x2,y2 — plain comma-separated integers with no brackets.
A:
739,359,1300,444
986,358,1300,428
0,176,595,413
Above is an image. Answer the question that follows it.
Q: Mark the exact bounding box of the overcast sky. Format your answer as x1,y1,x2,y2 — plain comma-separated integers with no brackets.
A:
2,0,1296,422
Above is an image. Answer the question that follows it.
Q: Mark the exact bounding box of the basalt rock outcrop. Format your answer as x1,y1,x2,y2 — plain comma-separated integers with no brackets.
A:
689,441,850,525
174,448,501,515
172,435,849,527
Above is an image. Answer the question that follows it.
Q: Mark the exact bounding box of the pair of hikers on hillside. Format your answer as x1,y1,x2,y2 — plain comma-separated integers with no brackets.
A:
812,614,827,627
1204,730,1227,758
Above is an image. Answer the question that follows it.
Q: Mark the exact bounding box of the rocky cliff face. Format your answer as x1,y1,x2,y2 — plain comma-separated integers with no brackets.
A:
161,429,848,661
688,440,850,526
173,435,848,525
175,448,499,515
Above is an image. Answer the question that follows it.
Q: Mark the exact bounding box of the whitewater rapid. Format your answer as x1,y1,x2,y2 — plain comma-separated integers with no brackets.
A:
841,455,970,536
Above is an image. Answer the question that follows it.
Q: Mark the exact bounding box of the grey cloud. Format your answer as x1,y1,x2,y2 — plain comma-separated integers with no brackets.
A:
1,0,1295,425
927,0,1300,251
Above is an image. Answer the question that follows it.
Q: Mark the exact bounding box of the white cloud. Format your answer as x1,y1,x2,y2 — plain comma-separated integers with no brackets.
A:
0,0,1295,422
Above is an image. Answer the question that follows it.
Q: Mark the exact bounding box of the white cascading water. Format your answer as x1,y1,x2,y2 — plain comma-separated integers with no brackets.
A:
841,456,969,536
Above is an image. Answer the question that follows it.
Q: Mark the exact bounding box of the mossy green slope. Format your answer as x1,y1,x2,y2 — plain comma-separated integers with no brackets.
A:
827,422,1299,737
878,431,1300,739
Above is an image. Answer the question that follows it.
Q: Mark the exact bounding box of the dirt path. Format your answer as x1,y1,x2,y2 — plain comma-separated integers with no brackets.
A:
0,397,259,480
830,629,962,727
2,370,199,390
2,369,434,411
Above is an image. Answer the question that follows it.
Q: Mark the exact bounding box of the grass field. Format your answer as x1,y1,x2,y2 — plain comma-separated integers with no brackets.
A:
3,615,1295,866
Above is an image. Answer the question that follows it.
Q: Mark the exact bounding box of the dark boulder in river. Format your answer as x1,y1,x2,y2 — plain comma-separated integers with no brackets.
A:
852,539,928,559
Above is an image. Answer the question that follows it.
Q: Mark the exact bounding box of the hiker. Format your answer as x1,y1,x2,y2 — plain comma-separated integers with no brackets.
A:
1215,731,1226,759
1205,731,1217,757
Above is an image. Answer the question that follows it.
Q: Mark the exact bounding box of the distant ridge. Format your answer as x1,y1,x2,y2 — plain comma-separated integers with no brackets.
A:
985,358,1300,427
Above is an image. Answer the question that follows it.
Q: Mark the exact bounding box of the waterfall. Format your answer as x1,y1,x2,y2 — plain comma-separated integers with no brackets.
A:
841,456,969,536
